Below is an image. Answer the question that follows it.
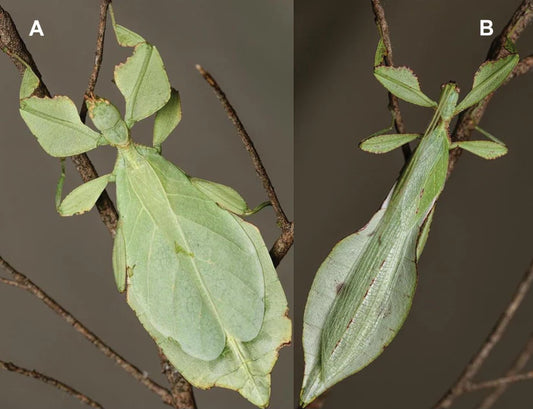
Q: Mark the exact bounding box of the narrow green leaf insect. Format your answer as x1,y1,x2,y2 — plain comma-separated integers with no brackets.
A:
18,6,290,407
300,40,518,406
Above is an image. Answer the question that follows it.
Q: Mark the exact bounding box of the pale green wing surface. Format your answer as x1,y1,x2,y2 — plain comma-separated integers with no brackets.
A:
114,146,265,361
301,205,395,405
109,5,145,47
360,133,421,154
133,214,290,408
374,37,387,67
453,140,508,159
114,43,171,127
190,177,270,216
20,68,40,99
153,88,182,147
112,221,127,293
374,66,437,107
20,96,101,157
455,54,519,114
57,174,113,216
416,206,435,260
190,177,250,215
301,209,419,406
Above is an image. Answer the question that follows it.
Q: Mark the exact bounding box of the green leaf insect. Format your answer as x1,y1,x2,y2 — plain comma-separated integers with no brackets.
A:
18,6,290,407
300,42,518,406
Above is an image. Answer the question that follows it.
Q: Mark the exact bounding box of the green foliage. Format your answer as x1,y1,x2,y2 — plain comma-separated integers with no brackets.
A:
57,173,113,216
359,133,421,153
153,88,182,148
190,177,270,216
115,42,170,127
300,39,518,406
132,214,290,408
18,8,289,407
452,140,508,159
374,66,437,107
20,96,102,157
454,54,519,114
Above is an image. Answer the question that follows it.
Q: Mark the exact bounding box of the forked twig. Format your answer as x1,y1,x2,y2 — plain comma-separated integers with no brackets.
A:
476,333,533,408
0,256,174,405
0,359,104,408
196,64,294,267
433,261,533,408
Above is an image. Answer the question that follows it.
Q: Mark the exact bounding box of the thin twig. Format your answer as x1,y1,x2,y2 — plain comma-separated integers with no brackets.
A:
0,359,104,409
79,0,112,123
0,256,174,406
196,64,294,267
467,371,533,391
447,0,533,176
433,261,533,409
370,0,410,160
476,333,533,409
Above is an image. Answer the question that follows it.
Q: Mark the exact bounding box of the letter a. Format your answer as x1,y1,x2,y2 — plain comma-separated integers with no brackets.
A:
29,20,44,37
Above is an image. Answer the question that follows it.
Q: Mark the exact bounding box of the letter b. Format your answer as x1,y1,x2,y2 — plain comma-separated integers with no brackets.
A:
480,20,493,36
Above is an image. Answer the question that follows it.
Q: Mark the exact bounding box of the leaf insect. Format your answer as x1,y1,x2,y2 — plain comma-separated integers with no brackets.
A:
300,37,518,406
17,6,290,407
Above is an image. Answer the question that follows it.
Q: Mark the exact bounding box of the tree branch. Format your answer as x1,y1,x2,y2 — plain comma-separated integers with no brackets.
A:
476,333,533,409
0,359,104,409
447,0,533,176
432,261,533,408
370,0,410,160
159,352,198,409
0,256,174,405
195,64,294,267
508,54,533,81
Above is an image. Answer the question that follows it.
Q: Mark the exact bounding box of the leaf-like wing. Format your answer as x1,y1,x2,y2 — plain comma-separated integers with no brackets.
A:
190,177,251,215
20,67,40,99
453,140,508,159
153,88,182,147
360,133,421,154
374,66,437,107
20,96,101,157
112,221,127,293
114,43,171,127
454,54,519,114
133,214,290,407
301,206,419,405
114,146,266,361
109,5,145,47
302,126,449,406
58,174,113,216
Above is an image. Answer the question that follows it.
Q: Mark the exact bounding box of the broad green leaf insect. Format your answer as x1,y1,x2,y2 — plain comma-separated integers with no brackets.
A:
300,40,518,406
18,6,290,407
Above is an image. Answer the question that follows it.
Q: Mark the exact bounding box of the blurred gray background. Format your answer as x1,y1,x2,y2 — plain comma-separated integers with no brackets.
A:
0,1,292,409
296,0,532,408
